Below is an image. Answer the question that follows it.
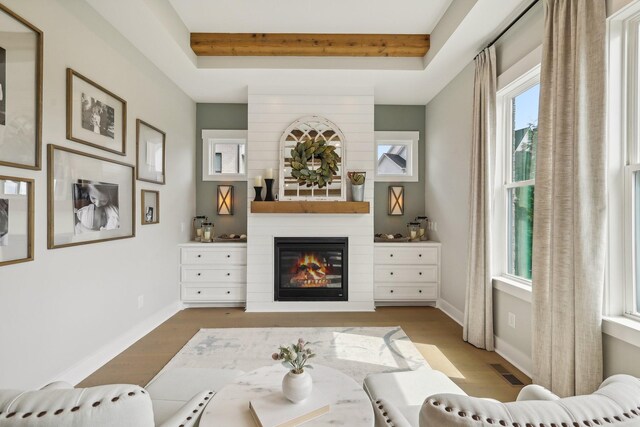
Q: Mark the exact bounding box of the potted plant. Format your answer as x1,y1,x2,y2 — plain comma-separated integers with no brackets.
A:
272,338,316,403
347,171,366,202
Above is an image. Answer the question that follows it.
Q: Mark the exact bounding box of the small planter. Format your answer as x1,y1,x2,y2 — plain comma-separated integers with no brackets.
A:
351,184,365,202
282,370,312,403
347,171,366,202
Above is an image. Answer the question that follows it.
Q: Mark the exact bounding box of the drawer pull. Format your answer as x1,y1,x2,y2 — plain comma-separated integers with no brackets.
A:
226,291,231,294
390,289,394,293
226,254,231,258
390,254,394,257
226,273,231,276
197,273,201,277
419,290,423,293
419,254,422,257
197,291,202,294
419,272,422,276
390,272,394,276
197,254,202,258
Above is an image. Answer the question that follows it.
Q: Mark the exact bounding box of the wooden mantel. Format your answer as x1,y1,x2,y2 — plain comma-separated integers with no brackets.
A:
251,201,370,214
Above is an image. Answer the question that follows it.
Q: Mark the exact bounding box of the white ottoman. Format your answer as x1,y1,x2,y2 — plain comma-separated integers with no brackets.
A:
363,369,467,427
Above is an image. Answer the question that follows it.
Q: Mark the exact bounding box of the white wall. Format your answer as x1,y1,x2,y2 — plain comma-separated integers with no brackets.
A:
246,86,374,312
0,0,195,389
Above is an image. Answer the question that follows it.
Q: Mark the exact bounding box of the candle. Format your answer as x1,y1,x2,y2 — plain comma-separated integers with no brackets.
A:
265,168,274,179
419,228,425,238
196,228,203,237
204,230,211,240
410,230,417,240
254,175,262,187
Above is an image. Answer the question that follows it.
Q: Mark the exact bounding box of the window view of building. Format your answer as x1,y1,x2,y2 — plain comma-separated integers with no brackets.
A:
507,83,539,281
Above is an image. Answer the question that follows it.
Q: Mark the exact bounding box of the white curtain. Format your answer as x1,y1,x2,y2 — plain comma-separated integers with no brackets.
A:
532,0,607,396
463,46,496,351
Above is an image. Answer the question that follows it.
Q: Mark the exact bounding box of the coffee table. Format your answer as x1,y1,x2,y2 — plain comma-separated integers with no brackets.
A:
200,364,375,426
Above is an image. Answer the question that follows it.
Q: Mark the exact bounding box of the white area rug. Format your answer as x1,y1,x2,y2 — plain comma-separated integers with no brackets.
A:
157,327,430,384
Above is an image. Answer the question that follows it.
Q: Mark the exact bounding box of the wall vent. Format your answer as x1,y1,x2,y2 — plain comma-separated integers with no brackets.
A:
490,363,525,386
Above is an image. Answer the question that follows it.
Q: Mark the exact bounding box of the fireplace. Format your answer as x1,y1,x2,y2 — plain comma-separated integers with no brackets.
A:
274,237,348,301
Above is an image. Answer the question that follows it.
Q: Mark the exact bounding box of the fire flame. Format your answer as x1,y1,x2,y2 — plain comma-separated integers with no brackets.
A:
290,253,329,287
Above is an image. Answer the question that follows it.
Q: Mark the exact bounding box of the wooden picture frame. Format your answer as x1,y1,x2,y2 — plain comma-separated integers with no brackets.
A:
66,68,127,156
141,189,159,225
47,144,135,249
136,119,166,184
0,3,43,170
0,175,34,266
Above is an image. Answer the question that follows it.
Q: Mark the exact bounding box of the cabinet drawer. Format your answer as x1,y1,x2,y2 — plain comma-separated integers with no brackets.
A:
374,266,437,283
181,267,246,284
182,286,245,302
374,247,438,265
375,285,437,300
181,248,246,265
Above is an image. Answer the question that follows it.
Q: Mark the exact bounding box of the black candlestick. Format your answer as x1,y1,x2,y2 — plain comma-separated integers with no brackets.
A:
264,178,275,201
253,186,263,202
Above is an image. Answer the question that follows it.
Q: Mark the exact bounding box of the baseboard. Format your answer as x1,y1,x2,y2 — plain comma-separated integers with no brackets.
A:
46,300,184,387
437,298,464,326
494,335,532,378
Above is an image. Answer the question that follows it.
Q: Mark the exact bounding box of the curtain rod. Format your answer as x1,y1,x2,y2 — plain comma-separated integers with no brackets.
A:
474,0,540,60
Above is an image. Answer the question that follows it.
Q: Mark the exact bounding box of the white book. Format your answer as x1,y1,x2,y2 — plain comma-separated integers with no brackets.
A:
249,391,330,427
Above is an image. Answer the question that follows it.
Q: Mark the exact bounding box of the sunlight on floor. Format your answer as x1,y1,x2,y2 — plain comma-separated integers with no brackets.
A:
413,343,466,379
331,332,409,368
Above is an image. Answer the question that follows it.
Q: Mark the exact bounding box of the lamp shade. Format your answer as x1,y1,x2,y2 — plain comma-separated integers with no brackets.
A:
217,185,234,215
388,186,404,215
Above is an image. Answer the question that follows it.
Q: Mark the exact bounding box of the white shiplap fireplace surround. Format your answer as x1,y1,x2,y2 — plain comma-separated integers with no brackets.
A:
246,86,375,312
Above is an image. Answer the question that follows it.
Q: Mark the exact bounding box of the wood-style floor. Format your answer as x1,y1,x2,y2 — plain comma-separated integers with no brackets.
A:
79,307,530,402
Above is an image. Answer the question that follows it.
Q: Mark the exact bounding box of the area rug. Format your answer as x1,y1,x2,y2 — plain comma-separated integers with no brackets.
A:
155,326,430,384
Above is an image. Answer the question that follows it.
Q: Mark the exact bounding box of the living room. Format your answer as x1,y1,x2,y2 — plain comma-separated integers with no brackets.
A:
1,0,640,426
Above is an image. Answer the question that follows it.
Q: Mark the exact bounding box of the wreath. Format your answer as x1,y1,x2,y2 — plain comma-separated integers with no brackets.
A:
289,138,341,188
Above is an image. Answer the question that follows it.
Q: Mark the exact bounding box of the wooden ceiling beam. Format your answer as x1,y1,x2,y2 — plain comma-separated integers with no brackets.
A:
190,33,430,57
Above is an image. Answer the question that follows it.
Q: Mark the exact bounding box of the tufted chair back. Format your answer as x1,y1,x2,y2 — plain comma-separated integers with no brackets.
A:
421,375,640,427
0,383,154,427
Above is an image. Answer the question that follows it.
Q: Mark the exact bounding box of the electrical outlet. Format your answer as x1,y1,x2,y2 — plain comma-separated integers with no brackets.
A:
138,295,144,309
432,221,437,231
180,222,185,233
508,312,516,328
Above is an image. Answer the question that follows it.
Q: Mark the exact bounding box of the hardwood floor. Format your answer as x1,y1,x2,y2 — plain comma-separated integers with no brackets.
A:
79,306,530,402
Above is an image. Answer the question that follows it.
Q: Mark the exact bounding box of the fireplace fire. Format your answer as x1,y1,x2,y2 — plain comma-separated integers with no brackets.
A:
274,237,348,301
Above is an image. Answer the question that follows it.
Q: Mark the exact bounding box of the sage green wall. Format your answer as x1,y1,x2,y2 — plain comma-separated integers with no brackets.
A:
196,103,426,236
196,103,248,235
374,105,427,235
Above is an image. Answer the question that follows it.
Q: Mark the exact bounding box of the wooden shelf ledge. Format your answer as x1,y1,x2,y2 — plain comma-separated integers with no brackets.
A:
251,201,370,214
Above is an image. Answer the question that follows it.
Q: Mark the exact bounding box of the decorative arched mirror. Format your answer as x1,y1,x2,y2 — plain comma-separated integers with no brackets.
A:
279,116,346,201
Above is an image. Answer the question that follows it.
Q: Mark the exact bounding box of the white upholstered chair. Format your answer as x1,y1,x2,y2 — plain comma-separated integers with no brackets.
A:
365,370,640,427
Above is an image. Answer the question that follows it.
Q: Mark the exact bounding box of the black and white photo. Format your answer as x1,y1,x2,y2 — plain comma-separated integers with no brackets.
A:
0,198,8,246
80,93,114,139
0,46,6,126
145,206,154,223
72,181,120,235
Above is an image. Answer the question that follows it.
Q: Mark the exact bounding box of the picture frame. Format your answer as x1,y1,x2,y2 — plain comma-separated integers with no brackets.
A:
374,131,419,182
66,68,127,156
47,144,135,249
0,175,34,266
136,119,166,184
0,3,43,170
141,189,159,225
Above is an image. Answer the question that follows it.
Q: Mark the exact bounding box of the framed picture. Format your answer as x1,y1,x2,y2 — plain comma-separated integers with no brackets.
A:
136,119,165,184
0,3,43,170
0,175,33,266
374,131,419,182
47,144,135,249
66,68,127,156
141,189,159,225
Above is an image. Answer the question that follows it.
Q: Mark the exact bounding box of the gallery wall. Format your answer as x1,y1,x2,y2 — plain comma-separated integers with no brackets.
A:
195,104,426,236
0,0,195,389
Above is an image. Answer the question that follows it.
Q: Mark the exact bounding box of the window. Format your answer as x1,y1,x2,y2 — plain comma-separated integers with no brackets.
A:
374,131,419,182
201,130,247,181
497,66,540,283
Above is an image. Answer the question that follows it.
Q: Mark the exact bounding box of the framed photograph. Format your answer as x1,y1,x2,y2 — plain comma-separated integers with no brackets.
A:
0,175,33,266
66,68,126,156
0,4,43,170
136,119,165,184
141,189,159,225
374,131,419,182
47,144,135,249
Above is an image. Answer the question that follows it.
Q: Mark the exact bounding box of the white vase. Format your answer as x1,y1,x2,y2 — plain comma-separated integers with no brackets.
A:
282,370,312,403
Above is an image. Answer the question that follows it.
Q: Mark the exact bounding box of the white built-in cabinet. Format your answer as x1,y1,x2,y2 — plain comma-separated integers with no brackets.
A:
179,243,247,305
374,242,441,305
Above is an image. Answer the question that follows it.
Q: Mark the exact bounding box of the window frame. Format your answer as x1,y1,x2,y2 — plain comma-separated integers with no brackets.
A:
201,129,248,181
495,64,541,286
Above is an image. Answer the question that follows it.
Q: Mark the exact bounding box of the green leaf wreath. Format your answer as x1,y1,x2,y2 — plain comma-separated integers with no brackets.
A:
289,138,341,188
